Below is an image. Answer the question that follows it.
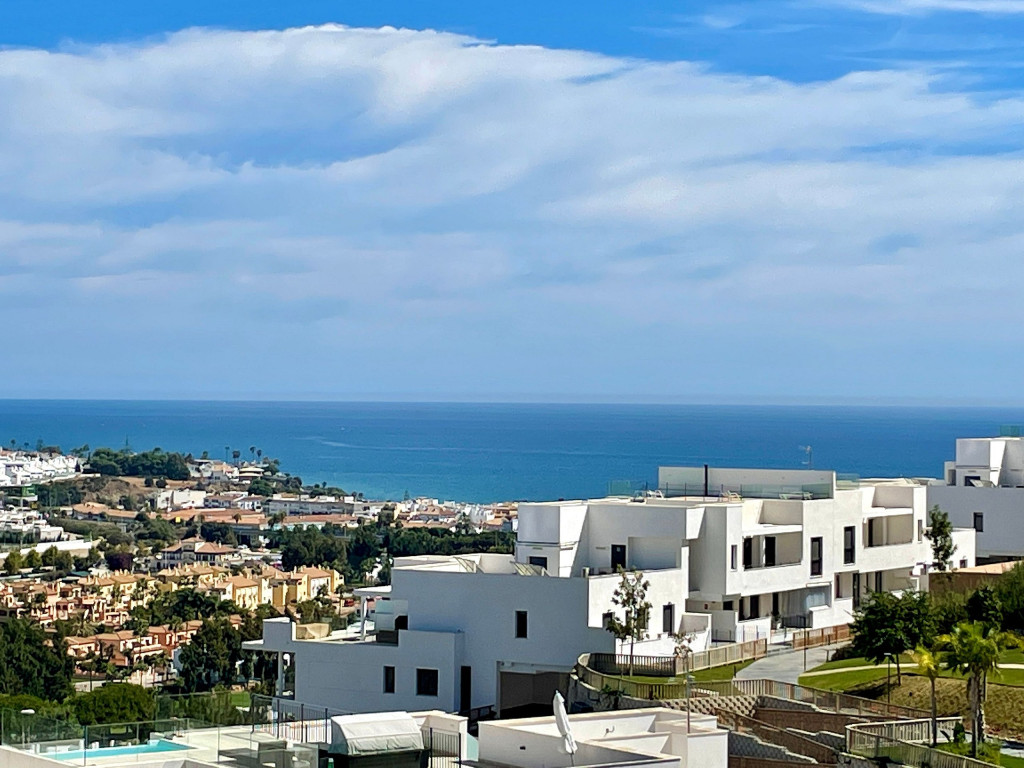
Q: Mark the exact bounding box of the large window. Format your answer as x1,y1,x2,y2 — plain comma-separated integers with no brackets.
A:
515,610,528,639
383,666,395,694
742,537,753,569
843,526,855,565
810,537,823,577
416,668,439,697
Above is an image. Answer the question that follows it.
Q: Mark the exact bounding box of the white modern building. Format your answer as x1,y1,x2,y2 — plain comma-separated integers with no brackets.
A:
249,466,975,717
657,467,975,640
929,435,1024,562
246,544,708,718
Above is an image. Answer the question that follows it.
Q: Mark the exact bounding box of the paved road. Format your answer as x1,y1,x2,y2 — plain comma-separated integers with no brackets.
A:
735,645,836,685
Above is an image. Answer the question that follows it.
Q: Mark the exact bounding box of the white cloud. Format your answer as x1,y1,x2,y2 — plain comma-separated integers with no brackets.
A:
1,24,1024,399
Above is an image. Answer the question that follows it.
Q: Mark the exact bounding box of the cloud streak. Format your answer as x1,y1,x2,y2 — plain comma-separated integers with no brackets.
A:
1,25,1023,399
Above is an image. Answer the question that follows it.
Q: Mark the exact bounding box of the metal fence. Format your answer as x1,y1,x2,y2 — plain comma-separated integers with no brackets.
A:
422,726,461,768
586,638,767,682
732,679,927,720
250,694,353,743
846,719,991,768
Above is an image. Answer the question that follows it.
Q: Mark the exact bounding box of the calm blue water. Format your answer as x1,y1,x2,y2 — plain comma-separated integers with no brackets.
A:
1,400,1022,503
50,739,191,760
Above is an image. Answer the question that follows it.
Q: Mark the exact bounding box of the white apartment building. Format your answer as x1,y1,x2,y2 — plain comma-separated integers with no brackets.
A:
249,466,975,717
247,545,705,718
265,495,363,517
928,435,1024,562
0,452,78,487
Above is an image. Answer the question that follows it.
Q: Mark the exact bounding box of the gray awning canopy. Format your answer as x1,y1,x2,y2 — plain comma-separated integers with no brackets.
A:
328,712,424,756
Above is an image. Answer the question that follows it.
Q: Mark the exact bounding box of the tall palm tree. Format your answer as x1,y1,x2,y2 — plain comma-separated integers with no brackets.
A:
937,622,1018,757
911,645,941,747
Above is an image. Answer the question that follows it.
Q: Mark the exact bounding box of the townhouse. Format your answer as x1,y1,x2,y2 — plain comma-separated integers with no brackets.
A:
248,465,976,717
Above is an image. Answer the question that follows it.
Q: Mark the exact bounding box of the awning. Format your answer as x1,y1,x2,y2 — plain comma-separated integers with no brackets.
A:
328,712,424,756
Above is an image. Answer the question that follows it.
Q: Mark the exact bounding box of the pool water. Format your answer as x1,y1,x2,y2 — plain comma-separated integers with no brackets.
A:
49,739,191,760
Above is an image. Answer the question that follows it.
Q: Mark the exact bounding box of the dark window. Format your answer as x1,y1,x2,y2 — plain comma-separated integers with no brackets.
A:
835,574,843,599
602,611,614,629
742,537,753,569
852,573,861,609
730,545,737,570
416,668,439,697
383,666,395,694
960,558,968,569
764,536,776,567
843,526,855,565
515,610,528,639
528,556,548,569
723,600,734,610
810,537,823,577
749,594,760,617
874,571,883,592
974,513,984,533
662,603,675,634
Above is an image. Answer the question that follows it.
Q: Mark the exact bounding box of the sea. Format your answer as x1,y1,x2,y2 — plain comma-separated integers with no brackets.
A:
1,400,1022,503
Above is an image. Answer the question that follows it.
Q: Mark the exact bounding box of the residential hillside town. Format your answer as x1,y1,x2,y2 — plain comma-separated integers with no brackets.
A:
2,436,1024,768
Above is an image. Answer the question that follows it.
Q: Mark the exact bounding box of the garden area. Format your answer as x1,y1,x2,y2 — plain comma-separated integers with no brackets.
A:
798,512,1024,752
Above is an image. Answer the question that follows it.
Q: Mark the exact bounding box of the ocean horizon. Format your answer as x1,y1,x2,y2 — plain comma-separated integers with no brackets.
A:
1,399,1022,503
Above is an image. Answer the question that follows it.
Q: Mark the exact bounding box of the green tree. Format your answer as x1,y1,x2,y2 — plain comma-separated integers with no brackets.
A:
925,506,955,572
937,622,1018,757
966,586,1003,631
71,683,155,725
994,562,1024,632
178,618,243,692
605,569,652,675
0,619,74,700
4,550,23,575
851,591,933,683
248,478,275,497
24,550,41,570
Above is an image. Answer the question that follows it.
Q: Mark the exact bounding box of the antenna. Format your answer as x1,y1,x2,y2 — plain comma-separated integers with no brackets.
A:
799,445,813,469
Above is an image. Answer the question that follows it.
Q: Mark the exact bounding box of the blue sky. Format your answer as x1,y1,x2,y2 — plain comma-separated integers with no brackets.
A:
2,1,1024,401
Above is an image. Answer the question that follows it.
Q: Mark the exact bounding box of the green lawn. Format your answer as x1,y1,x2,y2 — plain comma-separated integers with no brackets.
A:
801,649,1024,691
608,659,755,686
937,740,1024,767
810,653,914,672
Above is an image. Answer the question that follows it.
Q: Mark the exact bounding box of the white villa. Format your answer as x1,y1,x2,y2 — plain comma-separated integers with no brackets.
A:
928,435,1024,562
248,465,975,718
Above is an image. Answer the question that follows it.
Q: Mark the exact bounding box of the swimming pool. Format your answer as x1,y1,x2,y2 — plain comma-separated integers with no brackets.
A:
48,739,191,760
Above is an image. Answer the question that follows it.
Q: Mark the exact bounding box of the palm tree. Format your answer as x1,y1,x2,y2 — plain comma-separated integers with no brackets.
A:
937,622,1018,756
911,645,941,747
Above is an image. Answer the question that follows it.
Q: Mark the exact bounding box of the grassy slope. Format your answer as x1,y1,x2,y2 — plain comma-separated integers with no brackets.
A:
812,675,1024,740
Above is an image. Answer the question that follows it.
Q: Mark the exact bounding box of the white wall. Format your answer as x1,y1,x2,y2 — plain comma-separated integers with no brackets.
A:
928,485,1024,559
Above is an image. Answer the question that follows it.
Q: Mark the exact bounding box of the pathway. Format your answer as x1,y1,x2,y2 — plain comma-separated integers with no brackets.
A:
734,644,835,685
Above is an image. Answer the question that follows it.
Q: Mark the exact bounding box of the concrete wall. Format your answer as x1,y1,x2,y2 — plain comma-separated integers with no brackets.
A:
928,485,1024,559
